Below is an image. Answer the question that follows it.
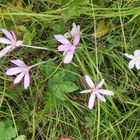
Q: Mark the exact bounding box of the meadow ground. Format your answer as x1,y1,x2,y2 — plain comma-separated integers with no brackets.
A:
0,0,140,140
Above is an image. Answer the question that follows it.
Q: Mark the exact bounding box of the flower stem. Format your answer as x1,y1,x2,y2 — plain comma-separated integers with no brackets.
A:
22,44,49,51
30,57,57,69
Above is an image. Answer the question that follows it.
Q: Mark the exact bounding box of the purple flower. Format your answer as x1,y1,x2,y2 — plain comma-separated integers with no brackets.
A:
0,29,23,58
80,75,114,109
70,23,81,37
64,23,81,38
6,60,31,89
54,34,80,64
125,50,140,70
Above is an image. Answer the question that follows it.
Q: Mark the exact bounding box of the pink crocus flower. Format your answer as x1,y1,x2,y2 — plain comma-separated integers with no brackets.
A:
80,75,114,109
70,23,81,37
54,34,80,64
124,50,140,70
60,138,72,140
64,23,81,38
0,29,23,58
6,60,31,89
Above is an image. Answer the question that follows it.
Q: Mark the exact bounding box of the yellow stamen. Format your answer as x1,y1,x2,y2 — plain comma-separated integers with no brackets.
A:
134,56,140,61
22,67,27,72
93,88,97,92
12,41,16,47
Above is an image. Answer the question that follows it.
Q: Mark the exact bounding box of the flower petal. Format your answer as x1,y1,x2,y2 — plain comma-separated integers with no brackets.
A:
135,62,140,70
1,29,14,41
24,72,30,89
134,50,140,56
6,67,22,75
96,93,106,102
88,93,96,109
70,23,80,37
0,45,12,58
54,35,71,45
14,72,25,84
72,23,77,29
80,89,92,94
63,51,74,64
15,40,23,47
11,59,26,67
128,60,135,69
98,89,114,96
96,79,105,89
85,75,95,88
0,38,12,44
11,31,16,40
73,35,80,46
58,45,70,52
124,53,134,59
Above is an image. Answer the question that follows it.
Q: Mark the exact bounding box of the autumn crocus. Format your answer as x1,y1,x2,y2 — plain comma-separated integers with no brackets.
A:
6,60,32,89
80,75,114,109
5,58,57,89
0,29,23,58
55,34,80,64
64,23,81,38
70,23,81,37
125,50,140,70
60,138,72,140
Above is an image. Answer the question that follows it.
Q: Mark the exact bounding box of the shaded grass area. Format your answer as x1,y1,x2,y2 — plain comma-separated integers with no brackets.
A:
0,0,140,139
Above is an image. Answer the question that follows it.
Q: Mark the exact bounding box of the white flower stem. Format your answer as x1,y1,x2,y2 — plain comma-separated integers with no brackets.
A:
30,57,57,69
22,44,49,51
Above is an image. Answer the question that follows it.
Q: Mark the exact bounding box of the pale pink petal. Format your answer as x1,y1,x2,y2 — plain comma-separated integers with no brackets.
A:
24,72,30,89
58,45,70,52
124,53,134,59
73,35,80,46
70,23,80,37
0,51,7,58
54,35,71,45
72,23,77,29
14,72,25,84
80,89,92,94
134,50,140,56
96,93,106,102
0,45,12,58
98,89,114,96
63,51,74,64
128,60,135,69
6,67,22,75
11,31,16,40
0,38,12,44
15,40,23,47
85,75,95,88
135,63,140,70
1,29,14,41
96,79,105,89
11,60,26,67
88,93,96,109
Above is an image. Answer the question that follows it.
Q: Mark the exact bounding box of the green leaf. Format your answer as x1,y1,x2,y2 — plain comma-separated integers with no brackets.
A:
48,71,79,100
0,122,16,140
0,122,5,138
15,135,27,140
40,60,58,77
6,127,16,139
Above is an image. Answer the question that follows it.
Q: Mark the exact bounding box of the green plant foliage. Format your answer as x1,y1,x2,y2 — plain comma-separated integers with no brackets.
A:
0,122,16,140
15,135,27,140
40,60,58,77
0,0,140,139
48,71,79,100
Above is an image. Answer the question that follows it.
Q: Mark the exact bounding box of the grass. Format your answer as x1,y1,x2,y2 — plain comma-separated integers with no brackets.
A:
0,0,140,140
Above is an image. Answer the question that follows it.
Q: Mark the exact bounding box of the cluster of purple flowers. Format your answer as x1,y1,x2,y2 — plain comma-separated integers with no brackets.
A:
1,23,138,109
